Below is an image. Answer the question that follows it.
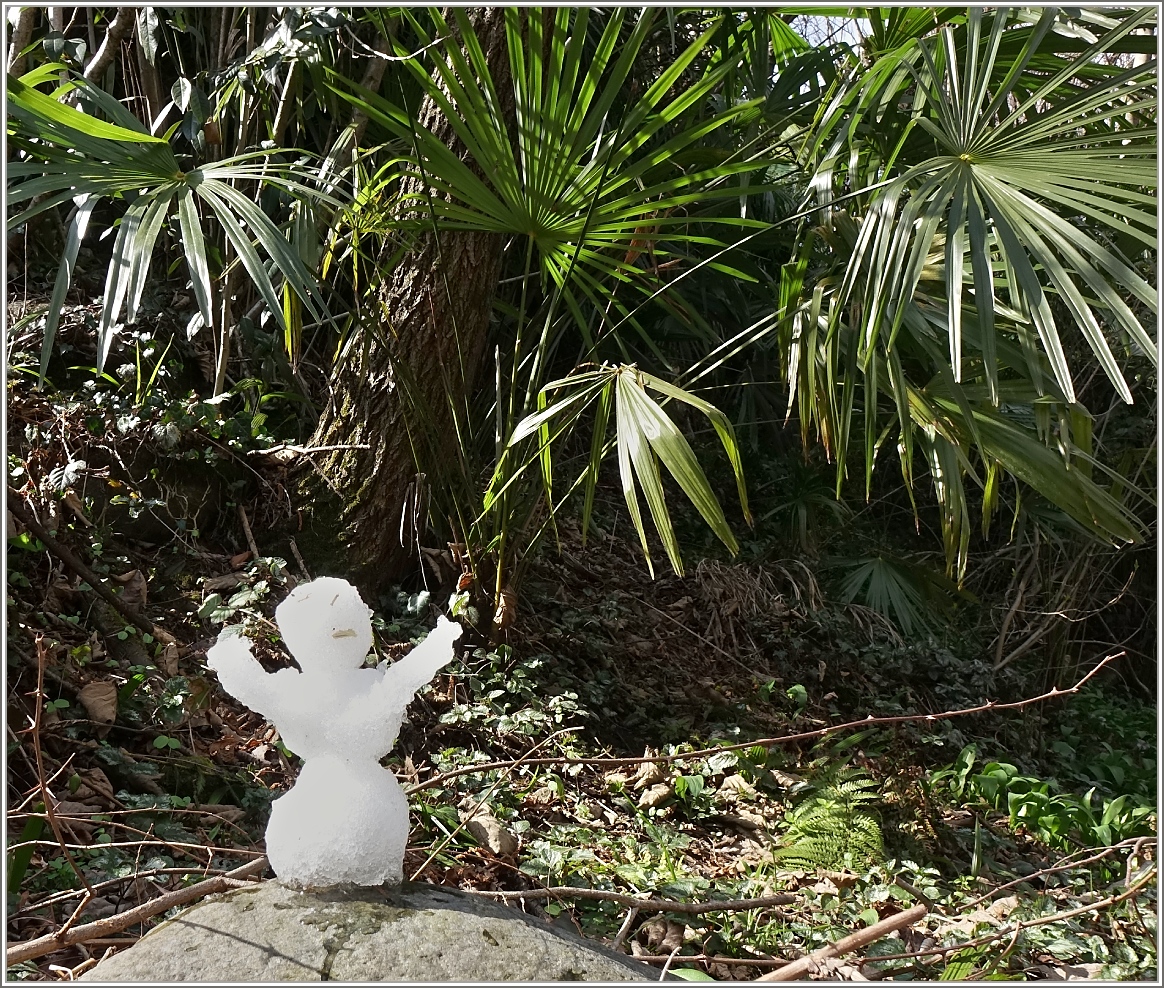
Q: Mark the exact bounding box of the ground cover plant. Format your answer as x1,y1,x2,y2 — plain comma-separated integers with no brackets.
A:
6,5,1157,982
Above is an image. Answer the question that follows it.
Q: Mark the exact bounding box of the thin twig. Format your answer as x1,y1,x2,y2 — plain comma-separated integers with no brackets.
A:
757,905,928,981
237,504,261,561
635,952,790,969
962,838,1143,910
5,857,269,966
7,492,155,637
288,538,311,581
31,636,95,900
409,729,576,881
15,867,232,917
7,839,265,859
858,867,1157,967
407,654,1122,793
610,906,640,953
470,888,797,914
659,944,682,980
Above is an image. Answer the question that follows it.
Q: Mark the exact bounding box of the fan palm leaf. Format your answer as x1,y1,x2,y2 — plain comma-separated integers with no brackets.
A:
7,71,337,383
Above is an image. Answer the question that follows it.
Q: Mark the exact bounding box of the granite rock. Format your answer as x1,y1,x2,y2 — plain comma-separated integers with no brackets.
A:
80,880,661,982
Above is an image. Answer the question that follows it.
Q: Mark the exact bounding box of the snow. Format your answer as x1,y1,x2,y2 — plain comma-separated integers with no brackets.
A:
206,576,462,887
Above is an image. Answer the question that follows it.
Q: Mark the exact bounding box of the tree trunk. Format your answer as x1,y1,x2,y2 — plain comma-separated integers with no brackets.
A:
7,7,39,77
303,8,515,597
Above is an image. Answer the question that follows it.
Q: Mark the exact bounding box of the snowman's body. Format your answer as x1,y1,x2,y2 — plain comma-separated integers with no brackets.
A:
207,577,461,888
265,753,410,886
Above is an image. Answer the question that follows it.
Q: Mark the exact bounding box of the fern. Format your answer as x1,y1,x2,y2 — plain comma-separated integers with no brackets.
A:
774,767,884,871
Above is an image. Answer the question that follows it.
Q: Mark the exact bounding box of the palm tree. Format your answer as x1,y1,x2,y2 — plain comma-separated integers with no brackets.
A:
10,7,1156,621
777,6,1156,580
304,7,778,600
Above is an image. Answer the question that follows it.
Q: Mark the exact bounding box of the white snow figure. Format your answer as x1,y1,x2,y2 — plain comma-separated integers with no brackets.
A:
206,577,462,887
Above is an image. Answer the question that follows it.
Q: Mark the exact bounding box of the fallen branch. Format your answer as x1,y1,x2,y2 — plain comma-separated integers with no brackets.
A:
237,504,261,560
247,442,372,457
633,953,790,969
962,837,1144,910
14,865,254,918
7,491,156,638
407,654,1121,793
471,888,797,915
757,905,928,982
5,857,268,966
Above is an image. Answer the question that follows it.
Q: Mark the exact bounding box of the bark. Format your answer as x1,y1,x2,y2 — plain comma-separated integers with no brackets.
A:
7,7,38,77
304,8,516,595
134,10,164,128
83,7,135,84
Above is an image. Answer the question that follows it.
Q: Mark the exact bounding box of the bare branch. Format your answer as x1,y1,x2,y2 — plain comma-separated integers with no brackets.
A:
469,888,797,915
407,653,1123,793
5,857,268,966
758,905,928,982
83,7,135,85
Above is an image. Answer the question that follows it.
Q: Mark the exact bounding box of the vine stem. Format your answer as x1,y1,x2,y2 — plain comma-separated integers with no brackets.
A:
406,652,1123,793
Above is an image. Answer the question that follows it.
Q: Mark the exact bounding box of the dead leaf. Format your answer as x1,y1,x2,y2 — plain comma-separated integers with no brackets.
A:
204,572,245,592
75,768,116,804
523,785,558,807
62,491,92,527
986,895,1019,921
6,509,20,539
78,681,118,727
51,799,101,841
492,586,517,630
637,782,672,809
604,772,629,791
229,550,252,569
460,811,519,856
150,625,178,645
717,775,756,800
160,642,181,677
197,804,246,826
111,569,147,613
639,915,685,952
45,578,80,614
633,756,666,790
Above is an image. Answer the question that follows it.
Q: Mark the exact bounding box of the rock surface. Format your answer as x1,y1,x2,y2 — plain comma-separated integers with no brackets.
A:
80,881,660,982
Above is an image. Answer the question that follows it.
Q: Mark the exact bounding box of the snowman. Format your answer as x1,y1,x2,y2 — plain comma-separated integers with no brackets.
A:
206,577,462,887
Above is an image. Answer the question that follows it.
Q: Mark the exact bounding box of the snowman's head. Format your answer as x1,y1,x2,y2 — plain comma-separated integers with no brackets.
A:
276,577,374,672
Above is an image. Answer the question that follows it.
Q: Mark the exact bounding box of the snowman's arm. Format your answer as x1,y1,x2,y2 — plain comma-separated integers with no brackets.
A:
206,631,291,719
375,616,463,703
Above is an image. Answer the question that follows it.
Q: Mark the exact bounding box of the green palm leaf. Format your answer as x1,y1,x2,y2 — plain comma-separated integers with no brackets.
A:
8,71,337,381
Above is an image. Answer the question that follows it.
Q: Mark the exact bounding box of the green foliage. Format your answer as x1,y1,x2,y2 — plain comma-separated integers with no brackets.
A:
437,646,585,738
775,765,884,871
510,365,753,578
7,69,335,390
932,744,1157,851
333,7,775,338
780,6,1157,578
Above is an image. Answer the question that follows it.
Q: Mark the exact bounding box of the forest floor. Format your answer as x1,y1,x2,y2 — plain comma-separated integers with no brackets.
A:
5,299,1158,981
